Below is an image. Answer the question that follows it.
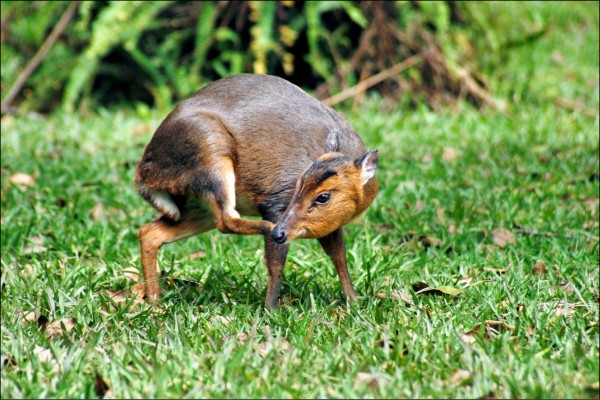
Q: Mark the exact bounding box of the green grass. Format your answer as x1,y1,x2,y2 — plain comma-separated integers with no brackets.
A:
1,2,599,399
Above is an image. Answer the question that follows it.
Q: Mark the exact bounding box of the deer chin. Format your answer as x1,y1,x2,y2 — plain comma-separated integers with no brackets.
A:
285,227,308,242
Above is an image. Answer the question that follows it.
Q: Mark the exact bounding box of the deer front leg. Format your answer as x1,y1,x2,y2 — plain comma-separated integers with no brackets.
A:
318,227,357,302
264,236,289,309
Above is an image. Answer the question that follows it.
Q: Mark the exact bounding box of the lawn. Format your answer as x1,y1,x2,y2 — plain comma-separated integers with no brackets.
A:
1,2,598,399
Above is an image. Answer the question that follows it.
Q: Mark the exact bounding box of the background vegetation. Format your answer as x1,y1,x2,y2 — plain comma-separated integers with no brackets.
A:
1,1,558,113
1,1,599,399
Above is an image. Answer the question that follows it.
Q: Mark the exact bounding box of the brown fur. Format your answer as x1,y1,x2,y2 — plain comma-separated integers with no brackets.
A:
272,153,379,241
135,74,378,308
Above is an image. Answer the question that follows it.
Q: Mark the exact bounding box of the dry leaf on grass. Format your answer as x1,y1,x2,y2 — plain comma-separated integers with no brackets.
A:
491,228,515,248
533,260,547,275
33,345,54,363
421,236,443,249
222,332,251,346
376,223,394,232
432,199,446,226
484,320,516,332
20,263,35,278
210,315,233,326
103,289,144,312
411,281,488,297
189,250,206,259
222,330,292,358
353,371,386,389
539,300,587,317
483,266,508,274
442,147,461,163
444,369,472,386
16,310,37,323
23,236,48,255
130,283,145,298
332,307,348,322
257,337,292,358
91,203,106,222
583,198,599,216
313,318,336,329
376,289,413,304
9,173,35,188
460,320,515,344
415,199,424,211
41,317,76,339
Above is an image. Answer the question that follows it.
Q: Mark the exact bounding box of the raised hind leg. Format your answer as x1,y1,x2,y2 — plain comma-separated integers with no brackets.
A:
206,157,274,236
139,214,214,303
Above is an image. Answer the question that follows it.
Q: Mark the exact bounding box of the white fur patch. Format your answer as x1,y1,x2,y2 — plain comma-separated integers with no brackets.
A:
152,191,180,220
360,150,379,185
138,185,181,221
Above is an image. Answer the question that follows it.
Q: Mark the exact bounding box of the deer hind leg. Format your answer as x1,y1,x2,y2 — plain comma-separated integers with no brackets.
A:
139,214,214,303
207,157,274,236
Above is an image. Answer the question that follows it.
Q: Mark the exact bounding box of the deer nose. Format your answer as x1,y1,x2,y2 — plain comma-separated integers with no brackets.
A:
271,227,287,244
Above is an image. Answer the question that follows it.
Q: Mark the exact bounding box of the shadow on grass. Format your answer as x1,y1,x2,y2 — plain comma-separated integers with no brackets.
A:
160,266,339,310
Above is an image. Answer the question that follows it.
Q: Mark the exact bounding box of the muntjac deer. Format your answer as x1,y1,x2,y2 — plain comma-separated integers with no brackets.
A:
135,74,378,309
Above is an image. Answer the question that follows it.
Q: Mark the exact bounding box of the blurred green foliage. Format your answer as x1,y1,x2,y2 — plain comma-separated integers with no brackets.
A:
0,1,596,113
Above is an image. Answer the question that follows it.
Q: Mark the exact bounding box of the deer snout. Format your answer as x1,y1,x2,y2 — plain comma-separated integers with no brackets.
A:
271,226,288,244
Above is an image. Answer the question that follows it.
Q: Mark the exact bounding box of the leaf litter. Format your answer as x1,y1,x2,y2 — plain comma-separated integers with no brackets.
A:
412,279,491,297
34,345,55,364
9,172,35,188
376,289,413,304
491,227,516,248
102,288,145,312
444,369,473,387
353,371,388,390
533,260,547,275
538,300,590,317
23,235,48,255
222,326,292,358
39,316,76,339
460,320,515,344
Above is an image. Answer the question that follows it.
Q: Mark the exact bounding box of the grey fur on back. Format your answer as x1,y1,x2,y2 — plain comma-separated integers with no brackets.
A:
136,74,367,218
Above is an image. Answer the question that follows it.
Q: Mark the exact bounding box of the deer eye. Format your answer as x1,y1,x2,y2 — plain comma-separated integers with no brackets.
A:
314,193,331,205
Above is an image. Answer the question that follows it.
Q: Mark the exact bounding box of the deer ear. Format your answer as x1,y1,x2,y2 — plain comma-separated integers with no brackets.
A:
356,149,379,185
324,129,339,153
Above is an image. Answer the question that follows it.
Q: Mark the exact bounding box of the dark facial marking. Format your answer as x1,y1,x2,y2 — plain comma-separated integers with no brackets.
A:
303,156,348,184
292,156,349,201
314,170,337,185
